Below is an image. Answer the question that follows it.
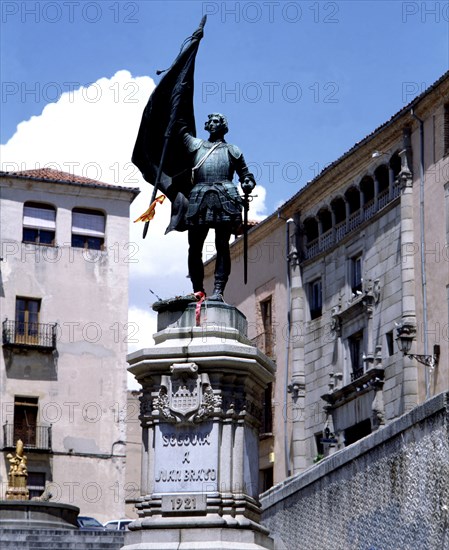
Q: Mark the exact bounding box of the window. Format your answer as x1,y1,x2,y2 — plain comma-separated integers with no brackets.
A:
23,202,56,245
14,396,38,447
309,279,322,320
351,255,363,295
72,208,105,250
344,419,371,446
314,432,324,458
386,331,395,356
349,330,364,381
261,298,273,357
15,297,40,344
259,467,274,493
28,472,46,499
260,383,273,435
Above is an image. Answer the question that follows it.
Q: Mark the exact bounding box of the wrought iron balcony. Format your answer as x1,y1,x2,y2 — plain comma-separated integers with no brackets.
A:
2,319,57,350
351,367,365,382
3,422,52,451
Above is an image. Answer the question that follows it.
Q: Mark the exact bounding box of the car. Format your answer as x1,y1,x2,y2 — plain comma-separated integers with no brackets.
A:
104,519,133,531
77,516,105,530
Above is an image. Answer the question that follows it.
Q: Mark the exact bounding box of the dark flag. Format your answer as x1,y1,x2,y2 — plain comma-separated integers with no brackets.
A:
132,16,207,236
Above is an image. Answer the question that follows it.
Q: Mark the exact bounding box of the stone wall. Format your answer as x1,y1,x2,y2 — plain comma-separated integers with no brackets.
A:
261,391,449,550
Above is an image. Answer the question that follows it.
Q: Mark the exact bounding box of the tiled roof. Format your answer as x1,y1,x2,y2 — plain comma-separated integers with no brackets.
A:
0,167,140,194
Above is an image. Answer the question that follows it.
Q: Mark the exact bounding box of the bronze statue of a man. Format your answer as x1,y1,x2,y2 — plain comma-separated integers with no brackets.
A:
181,113,255,301
132,19,257,302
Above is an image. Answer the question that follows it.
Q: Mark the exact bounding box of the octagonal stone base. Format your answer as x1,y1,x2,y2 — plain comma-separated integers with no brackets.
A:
124,302,275,550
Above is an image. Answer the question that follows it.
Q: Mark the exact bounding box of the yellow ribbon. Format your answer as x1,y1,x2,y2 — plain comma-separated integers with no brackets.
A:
134,195,166,223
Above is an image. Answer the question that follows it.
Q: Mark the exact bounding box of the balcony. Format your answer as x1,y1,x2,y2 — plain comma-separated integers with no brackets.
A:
363,199,376,220
320,229,335,252
2,320,57,350
378,189,390,209
3,422,52,452
351,367,365,382
335,221,347,242
348,210,361,231
303,181,401,263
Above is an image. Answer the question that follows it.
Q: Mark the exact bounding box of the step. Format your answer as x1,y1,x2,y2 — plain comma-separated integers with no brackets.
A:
0,528,124,550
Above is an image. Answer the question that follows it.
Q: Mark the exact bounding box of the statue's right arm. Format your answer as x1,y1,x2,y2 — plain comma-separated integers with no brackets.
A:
174,119,202,152
182,132,202,153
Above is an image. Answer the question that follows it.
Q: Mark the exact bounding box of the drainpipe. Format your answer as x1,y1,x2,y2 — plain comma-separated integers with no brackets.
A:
285,218,293,478
411,109,430,399
278,213,293,478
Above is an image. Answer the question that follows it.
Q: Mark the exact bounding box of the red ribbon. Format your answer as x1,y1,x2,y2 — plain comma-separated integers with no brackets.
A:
194,291,206,326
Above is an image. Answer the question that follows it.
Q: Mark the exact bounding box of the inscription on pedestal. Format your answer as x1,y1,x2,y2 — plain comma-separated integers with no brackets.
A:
161,494,207,512
154,421,218,493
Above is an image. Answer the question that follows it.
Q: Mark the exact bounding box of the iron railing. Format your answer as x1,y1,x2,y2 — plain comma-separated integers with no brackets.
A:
3,422,52,451
2,320,57,349
351,367,365,382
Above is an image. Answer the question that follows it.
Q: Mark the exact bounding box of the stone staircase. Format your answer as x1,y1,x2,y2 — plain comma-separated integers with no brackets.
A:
0,528,125,549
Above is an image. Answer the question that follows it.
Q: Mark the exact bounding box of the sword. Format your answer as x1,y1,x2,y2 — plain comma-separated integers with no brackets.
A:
242,190,254,285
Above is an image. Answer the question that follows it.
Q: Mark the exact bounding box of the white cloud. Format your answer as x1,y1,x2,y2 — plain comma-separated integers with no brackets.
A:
128,305,157,354
1,70,267,386
126,305,158,391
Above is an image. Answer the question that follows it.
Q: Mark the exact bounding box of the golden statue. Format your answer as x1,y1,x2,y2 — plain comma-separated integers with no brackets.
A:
5,439,29,500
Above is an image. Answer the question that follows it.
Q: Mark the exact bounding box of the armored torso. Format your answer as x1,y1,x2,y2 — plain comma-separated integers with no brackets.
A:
192,141,235,184
183,135,249,228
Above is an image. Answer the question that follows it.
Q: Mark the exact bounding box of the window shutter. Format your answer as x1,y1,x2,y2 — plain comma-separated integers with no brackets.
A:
23,205,56,229
72,210,105,236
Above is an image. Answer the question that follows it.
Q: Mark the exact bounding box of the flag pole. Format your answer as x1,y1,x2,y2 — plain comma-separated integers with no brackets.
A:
142,132,170,239
140,15,207,239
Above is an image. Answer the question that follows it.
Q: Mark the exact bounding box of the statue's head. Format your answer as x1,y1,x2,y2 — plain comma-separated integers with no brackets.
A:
204,113,228,136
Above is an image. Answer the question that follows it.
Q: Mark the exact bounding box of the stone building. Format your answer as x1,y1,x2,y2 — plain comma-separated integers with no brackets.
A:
0,168,139,522
204,70,449,488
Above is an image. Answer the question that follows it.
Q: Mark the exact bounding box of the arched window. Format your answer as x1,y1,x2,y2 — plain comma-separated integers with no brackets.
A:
72,208,105,250
23,202,56,245
331,196,347,241
331,197,346,224
389,152,401,181
375,165,389,193
344,187,360,214
318,208,332,233
303,217,319,244
360,176,374,204
360,176,375,219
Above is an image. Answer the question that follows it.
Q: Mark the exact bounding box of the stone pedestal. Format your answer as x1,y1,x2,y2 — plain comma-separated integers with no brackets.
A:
123,302,275,550
5,477,29,501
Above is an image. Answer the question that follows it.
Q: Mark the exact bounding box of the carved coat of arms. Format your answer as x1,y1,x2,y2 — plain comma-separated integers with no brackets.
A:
153,363,221,423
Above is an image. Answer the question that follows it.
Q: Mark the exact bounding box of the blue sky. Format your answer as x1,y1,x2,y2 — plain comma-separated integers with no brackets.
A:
2,1,448,210
1,1,448,366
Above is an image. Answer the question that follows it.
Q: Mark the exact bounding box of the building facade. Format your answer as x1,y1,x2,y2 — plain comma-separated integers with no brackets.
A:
204,71,449,487
0,168,138,522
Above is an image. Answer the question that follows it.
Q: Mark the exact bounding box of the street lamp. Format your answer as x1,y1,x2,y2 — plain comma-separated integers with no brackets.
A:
396,323,440,369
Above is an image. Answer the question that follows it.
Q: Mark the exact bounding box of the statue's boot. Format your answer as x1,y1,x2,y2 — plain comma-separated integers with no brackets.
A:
208,282,225,302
